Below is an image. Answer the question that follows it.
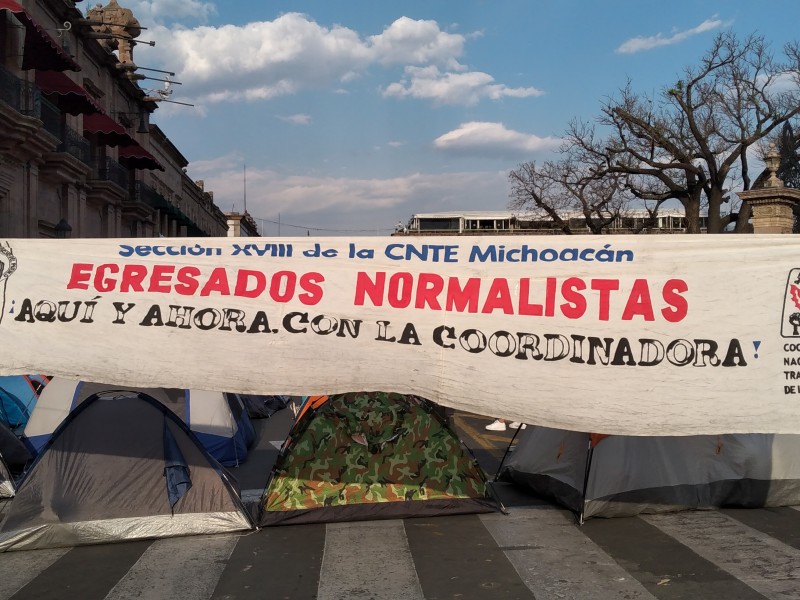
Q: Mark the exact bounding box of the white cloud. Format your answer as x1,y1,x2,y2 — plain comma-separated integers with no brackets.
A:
144,14,373,103
383,66,543,106
137,14,538,108
373,140,406,151
189,153,243,174
368,16,466,70
116,0,216,25
187,158,510,234
616,17,731,54
763,72,800,95
433,122,561,158
279,114,313,125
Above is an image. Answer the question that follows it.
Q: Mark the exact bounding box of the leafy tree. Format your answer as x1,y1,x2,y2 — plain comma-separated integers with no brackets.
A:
511,33,800,233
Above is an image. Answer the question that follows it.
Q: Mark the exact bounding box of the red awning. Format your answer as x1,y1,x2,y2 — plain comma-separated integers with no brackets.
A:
35,70,101,115
0,0,81,72
83,112,137,147
118,143,165,171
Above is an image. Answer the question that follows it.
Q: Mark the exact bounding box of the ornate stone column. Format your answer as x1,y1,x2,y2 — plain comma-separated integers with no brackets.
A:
88,0,141,66
737,144,800,233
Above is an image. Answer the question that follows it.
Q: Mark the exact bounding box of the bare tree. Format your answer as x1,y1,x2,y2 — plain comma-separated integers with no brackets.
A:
516,32,800,233
509,155,641,234
771,122,800,231
777,122,800,188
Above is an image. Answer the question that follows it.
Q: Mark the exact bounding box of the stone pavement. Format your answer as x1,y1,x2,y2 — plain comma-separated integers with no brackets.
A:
1,409,799,600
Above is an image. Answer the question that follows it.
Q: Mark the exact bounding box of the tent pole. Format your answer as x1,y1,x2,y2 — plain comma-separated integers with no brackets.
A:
493,425,523,482
578,440,596,525
485,481,509,515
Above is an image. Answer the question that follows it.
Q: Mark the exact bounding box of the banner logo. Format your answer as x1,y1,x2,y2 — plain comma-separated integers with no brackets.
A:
0,242,17,325
781,269,800,337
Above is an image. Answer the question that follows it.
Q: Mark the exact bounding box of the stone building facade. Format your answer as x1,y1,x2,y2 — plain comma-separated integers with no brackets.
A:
0,0,251,238
226,211,259,237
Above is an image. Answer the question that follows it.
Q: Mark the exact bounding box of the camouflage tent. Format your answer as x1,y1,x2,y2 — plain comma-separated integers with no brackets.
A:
259,391,498,525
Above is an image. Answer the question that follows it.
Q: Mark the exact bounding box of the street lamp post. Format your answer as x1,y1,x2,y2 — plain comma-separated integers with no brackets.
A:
55,219,72,239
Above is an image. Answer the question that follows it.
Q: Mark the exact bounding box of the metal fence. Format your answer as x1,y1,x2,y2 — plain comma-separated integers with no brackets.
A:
90,157,130,189
0,64,40,117
1,65,89,167
39,95,61,138
134,180,171,211
59,126,91,165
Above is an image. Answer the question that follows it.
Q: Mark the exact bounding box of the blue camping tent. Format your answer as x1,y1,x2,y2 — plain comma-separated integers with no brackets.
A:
23,378,255,467
0,375,48,433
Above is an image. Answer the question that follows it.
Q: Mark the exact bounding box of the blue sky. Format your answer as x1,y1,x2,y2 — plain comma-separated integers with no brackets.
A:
98,1,800,236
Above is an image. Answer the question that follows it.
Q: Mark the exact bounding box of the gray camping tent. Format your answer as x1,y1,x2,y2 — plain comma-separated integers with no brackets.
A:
499,426,800,522
0,391,253,551
0,457,13,499
0,420,30,473
24,378,254,467
0,421,31,500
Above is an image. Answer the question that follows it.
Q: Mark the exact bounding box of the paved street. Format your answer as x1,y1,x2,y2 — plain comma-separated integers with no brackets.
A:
1,410,800,600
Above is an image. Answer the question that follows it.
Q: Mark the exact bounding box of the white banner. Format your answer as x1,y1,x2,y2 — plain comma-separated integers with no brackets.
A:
0,235,798,435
